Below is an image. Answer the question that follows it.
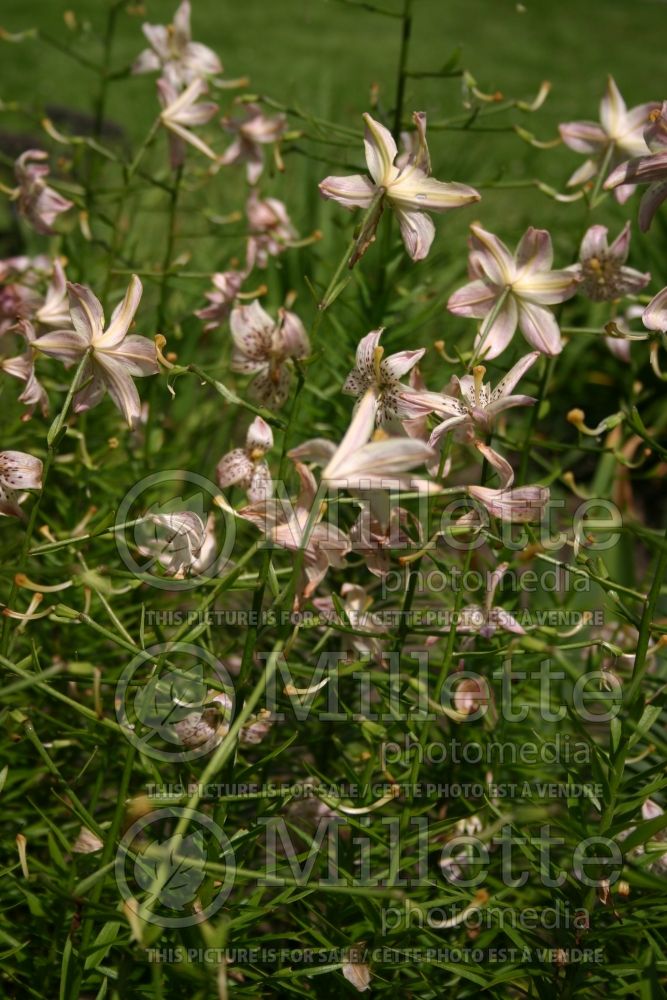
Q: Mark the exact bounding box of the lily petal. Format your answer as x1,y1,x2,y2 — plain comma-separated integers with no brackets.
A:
318,173,377,210
363,113,397,186
517,301,562,355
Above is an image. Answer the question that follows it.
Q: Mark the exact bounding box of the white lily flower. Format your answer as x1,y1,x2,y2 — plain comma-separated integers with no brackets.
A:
132,0,222,86
157,76,218,169
34,275,159,428
319,111,480,261
457,562,526,638
573,223,650,301
34,260,71,328
195,270,245,331
0,449,43,518
343,328,446,425
216,416,274,503
429,353,539,450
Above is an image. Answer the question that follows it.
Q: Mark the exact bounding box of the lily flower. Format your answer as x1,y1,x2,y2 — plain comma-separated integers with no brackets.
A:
34,259,71,328
135,510,218,579
230,300,309,409
216,416,274,502
34,276,159,428
228,461,351,599
342,328,446,425
157,76,218,169
604,102,667,231
642,285,667,335
2,321,49,418
195,270,245,330
319,111,480,261
572,223,650,301
0,450,43,518
13,150,73,235
429,353,540,450
447,224,580,359
467,442,550,524
219,102,287,184
292,389,438,493
132,0,222,86
246,192,298,270
559,77,658,202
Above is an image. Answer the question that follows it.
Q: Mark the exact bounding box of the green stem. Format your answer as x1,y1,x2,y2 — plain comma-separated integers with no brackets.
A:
392,0,414,140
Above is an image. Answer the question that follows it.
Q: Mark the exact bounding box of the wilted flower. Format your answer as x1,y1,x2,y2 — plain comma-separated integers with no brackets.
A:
448,224,579,359
216,416,274,502
13,150,73,235
341,952,371,992
195,270,245,330
219,102,287,184
0,449,43,518
34,275,159,428
172,691,232,750
230,300,309,408
246,192,298,270
342,328,445,425
240,709,273,745
559,76,658,202
157,76,218,169
573,223,650,301
132,0,222,86
319,111,480,261
604,102,667,231
429,353,539,450
457,562,526,638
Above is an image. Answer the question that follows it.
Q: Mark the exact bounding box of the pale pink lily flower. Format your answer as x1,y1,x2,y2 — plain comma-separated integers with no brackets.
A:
195,270,245,330
2,321,49,418
572,223,650,301
0,450,43,518
447,223,580,359
642,285,667,335
230,300,309,409
319,111,480,261
0,283,40,337
34,276,159,428
559,77,658,203
429,353,539,450
216,416,273,503
457,562,525,638
342,328,446,425
246,192,298,270
34,259,71,328
219,103,287,184
604,101,667,231
14,150,73,235
293,389,437,493
132,0,222,86
230,461,350,599
157,76,218,169
349,504,418,578
467,442,550,524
